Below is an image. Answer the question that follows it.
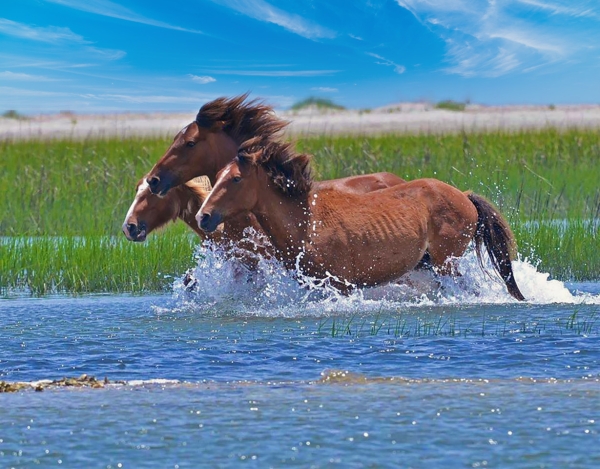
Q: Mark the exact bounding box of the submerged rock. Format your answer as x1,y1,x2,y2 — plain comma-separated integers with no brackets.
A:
0,381,30,393
0,374,125,393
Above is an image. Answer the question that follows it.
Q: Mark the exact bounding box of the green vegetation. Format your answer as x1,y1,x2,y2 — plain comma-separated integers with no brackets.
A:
2,110,27,120
0,137,198,295
297,129,600,221
514,220,598,280
291,97,345,111
0,137,170,236
0,234,197,296
434,100,466,111
1,128,599,294
317,308,600,338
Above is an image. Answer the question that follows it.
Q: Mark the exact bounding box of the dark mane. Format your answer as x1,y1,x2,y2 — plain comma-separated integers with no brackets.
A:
196,94,288,143
239,138,313,197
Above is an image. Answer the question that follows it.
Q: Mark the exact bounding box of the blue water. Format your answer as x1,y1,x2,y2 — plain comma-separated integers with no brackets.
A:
2,278,600,467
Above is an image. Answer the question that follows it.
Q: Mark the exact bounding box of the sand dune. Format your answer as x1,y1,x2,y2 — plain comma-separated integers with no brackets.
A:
2,104,600,140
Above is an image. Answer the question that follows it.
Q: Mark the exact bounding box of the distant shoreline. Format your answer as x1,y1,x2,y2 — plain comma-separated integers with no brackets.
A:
3,104,600,140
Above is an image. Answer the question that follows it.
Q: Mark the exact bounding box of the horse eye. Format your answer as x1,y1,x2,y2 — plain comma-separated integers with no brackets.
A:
186,141,196,148
233,176,242,183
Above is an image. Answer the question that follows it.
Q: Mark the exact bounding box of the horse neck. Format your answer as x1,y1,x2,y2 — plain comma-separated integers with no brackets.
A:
251,176,310,265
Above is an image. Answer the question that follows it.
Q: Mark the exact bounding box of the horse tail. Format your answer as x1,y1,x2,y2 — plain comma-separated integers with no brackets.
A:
467,192,526,301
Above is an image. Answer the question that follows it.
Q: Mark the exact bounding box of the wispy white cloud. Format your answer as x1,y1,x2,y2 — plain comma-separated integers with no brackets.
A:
395,0,595,76
311,86,338,92
0,18,88,43
43,0,203,34
444,40,522,76
209,0,335,39
85,46,126,60
488,29,564,54
188,74,216,84
366,52,406,74
0,57,95,70
0,86,72,98
0,85,221,112
207,69,340,77
0,71,59,81
0,20,125,62
0,80,303,112
516,0,598,19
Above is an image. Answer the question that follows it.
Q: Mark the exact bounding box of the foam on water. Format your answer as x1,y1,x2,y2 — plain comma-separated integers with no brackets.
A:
166,237,600,317
127,379,181,386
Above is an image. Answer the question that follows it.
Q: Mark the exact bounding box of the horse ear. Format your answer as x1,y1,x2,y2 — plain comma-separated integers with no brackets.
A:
237,151,252,166
238,149,262,166
248,149,263,164
238,137,263,164
209,120,226,132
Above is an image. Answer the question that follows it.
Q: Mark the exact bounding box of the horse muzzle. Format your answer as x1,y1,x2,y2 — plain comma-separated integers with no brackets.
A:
197,211,222,233
146,174,172,197
123,222,147,242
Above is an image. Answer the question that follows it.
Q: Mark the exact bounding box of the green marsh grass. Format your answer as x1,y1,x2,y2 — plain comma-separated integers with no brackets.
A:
316,309,600,338
297,129,600,221
0,233,198,296
0,137,169,236
1,128,599,294
514,219,599,280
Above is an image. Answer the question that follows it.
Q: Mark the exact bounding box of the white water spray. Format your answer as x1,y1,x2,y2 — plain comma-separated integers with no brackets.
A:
170,232,600,317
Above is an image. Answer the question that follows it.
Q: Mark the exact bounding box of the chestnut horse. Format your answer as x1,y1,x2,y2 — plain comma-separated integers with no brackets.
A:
198,139,525,301
122,176,271,268
123,177,212,242
138,94,411,271
144,94,405,196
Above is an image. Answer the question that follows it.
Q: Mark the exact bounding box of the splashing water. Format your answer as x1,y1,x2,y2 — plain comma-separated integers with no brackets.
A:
169,233,600,317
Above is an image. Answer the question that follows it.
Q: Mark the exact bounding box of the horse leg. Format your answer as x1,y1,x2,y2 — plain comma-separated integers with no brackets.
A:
433,258,460,276
413,251,433,271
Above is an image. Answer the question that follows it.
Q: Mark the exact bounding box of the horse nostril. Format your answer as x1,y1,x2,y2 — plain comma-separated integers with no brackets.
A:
127,223,138,236
147,175,160,192
199,213,211,228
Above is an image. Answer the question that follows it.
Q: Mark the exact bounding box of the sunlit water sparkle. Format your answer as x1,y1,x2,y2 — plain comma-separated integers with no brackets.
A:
2,242,600,467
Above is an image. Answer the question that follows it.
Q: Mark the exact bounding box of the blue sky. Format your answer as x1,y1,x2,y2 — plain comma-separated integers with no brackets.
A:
1,0,599,113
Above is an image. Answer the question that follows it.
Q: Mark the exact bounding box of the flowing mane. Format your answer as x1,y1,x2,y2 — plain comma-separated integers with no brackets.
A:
238,138,313,197
196,94,288,143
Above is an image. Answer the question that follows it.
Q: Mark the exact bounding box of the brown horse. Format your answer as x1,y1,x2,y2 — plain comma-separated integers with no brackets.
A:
144,94,405,196
123,177,211,242
198,139,525,301
122,176,271,268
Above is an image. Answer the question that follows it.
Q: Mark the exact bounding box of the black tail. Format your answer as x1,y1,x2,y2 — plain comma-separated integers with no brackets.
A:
467,193,525,301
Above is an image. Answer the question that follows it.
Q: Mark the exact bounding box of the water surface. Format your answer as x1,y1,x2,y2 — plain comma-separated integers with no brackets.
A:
2,253,600,467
